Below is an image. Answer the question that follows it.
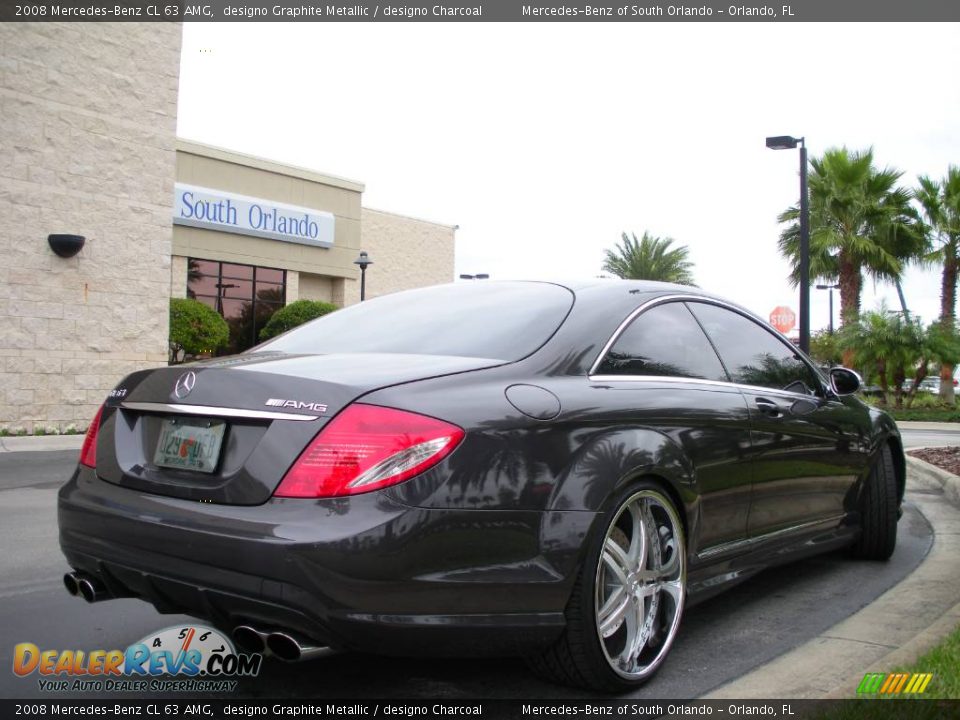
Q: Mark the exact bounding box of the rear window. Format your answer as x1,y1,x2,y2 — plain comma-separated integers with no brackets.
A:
255,282,574,361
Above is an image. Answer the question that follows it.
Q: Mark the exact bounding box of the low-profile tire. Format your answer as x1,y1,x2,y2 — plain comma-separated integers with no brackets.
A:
527,481,686,691
851,443,898,561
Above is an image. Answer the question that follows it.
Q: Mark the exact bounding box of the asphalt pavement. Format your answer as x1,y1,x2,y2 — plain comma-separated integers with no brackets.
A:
0,447,935,700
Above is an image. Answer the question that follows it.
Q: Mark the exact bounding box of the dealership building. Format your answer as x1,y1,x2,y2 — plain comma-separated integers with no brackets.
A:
0,23,455,433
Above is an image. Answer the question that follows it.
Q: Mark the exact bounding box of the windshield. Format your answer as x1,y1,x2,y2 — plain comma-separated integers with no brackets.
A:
255,281,574,361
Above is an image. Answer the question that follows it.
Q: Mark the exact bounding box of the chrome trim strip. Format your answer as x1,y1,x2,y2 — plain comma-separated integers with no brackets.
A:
120,401,319,422
697,515,847,561
589,374,735,390
587,374,824,402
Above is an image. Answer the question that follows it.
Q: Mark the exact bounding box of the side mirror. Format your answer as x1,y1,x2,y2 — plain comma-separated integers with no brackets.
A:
830,367,862,396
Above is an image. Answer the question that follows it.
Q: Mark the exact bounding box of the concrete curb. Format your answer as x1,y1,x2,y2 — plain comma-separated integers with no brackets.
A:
0,435,84,453
702,457,960,700
907,453,960,507
896,421,960,431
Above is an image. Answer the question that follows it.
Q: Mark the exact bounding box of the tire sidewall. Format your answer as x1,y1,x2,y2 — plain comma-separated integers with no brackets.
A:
571,479,687,689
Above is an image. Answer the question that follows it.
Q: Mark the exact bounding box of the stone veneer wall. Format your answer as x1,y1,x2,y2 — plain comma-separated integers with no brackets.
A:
0,23,182,433
347,208,456,306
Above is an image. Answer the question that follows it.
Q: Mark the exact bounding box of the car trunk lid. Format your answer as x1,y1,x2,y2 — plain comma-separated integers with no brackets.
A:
94,352,496,505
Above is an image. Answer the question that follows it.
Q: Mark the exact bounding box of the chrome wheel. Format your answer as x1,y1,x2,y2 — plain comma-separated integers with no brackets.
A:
594,488,686,680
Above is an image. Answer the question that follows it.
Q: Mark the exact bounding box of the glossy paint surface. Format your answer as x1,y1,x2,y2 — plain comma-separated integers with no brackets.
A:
58,280,904,656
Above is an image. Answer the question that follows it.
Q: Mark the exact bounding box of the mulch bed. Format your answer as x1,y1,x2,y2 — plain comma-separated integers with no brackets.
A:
908,446,960,477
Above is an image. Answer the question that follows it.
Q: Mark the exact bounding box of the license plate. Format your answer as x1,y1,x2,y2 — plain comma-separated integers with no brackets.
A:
153,417,226,474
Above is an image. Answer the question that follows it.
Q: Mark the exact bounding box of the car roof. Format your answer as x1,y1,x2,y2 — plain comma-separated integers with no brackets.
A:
521,278,757,317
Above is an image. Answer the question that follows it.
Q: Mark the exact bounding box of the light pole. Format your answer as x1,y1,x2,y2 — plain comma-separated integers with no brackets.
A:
816,283,840,334
353,251,373,302
766,134,810,354
459,274,490,280
214,282,237,315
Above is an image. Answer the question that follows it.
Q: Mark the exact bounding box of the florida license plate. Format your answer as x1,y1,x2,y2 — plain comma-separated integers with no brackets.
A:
153,417,226,473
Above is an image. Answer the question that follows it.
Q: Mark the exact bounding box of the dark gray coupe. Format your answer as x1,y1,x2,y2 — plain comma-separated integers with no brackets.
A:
58,280,903,691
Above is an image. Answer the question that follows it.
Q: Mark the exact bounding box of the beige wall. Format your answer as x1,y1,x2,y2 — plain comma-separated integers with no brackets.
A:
349,208,456,305
0,23,181,433
298,273,335,303
173,141,363,280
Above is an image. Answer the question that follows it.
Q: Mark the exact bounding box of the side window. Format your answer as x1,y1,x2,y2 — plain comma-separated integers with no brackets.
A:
596,302,728,382
687,302,822,395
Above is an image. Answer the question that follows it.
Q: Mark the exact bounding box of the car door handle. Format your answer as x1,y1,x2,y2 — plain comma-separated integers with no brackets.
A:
755,398,783,418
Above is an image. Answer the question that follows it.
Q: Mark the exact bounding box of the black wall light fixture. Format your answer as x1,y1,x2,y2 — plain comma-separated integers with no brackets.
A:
47,234,86,258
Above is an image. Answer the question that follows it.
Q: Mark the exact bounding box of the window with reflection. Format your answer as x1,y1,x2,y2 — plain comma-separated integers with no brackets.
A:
187,259,286,354
687,302,822,395
596,302,728,381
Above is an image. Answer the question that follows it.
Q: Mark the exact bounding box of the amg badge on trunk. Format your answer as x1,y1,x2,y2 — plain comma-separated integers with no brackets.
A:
265,399,328,412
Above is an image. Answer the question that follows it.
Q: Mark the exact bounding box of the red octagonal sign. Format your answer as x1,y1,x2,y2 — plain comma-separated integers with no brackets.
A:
769,306,796,334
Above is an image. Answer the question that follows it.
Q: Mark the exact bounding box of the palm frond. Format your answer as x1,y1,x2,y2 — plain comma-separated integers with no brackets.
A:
601,231,696,285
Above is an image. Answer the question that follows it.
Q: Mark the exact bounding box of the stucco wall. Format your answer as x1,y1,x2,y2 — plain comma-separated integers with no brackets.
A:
0,23,182,432
298,273,334,303
348,208,456,305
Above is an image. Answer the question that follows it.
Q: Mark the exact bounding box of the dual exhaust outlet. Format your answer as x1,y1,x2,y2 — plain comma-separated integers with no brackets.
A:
63,571,332,664
232,625,336,663
63,571,113,603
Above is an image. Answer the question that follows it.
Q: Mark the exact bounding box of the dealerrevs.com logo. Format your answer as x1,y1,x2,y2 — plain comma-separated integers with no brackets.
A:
13,625,261,693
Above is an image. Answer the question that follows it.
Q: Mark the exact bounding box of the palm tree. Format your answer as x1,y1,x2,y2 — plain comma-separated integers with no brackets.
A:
915,166,960,404
602,231,695,285
838,307,916,408
777,147,922,327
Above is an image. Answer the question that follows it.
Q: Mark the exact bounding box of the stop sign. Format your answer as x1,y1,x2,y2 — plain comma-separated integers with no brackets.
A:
769,306,796,334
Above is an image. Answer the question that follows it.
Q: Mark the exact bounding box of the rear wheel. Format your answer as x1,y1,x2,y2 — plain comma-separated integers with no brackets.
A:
528,483,686,691
851,444,898,561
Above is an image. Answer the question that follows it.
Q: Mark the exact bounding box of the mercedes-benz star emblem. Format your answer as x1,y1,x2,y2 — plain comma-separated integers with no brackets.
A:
174,371,196,399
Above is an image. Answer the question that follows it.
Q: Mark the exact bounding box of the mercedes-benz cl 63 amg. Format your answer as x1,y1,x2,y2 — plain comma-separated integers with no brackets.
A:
58,280,904,691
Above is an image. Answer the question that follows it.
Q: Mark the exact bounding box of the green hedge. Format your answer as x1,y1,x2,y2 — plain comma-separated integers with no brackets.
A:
169,298,229,363
887,408,960,423
259,299,338,341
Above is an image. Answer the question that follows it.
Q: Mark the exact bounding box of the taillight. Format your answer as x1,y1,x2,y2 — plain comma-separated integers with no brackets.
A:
274,404,464,498
79,404,104,469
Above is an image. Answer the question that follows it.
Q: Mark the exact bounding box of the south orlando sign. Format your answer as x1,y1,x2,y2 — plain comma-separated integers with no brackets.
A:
174,183,335,249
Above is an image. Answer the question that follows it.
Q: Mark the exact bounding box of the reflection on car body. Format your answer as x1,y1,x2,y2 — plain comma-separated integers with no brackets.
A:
58,280,904,691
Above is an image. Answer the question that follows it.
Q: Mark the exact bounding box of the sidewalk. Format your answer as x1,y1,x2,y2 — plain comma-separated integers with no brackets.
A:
703,456,960,699
0,435,84,453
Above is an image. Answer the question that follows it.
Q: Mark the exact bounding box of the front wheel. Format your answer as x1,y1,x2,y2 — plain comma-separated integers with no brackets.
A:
528,483,686,691
851,444,898,561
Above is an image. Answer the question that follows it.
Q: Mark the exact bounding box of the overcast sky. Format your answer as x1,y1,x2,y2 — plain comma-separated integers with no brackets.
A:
177,22,960,333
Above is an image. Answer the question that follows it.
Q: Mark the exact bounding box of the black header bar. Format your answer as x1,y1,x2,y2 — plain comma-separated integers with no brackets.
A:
2,699,959,719
2,0,960,22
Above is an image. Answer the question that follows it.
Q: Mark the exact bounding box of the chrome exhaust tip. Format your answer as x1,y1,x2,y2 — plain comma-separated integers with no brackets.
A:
266,632,336,663
232,626,267,654
77,576,111,603
63,572,81,597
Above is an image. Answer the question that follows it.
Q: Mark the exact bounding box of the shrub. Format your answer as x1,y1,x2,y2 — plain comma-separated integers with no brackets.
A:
169,298,230,363
259,300,338,341
809,330,842,367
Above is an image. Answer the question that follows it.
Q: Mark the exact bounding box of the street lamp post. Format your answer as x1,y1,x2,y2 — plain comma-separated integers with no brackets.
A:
214,282,237,315
766,135,810,354
353,251,373,302
816,283,840,334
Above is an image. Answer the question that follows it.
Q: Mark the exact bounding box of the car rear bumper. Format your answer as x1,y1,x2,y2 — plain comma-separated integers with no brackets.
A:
58,466,595,657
